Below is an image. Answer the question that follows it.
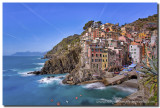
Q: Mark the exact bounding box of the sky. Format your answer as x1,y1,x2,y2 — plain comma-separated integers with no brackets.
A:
3,3,157,55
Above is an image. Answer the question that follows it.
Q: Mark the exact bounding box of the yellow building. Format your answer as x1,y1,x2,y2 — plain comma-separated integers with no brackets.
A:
139,32,146,39
121,31,126,36
102,49,108,70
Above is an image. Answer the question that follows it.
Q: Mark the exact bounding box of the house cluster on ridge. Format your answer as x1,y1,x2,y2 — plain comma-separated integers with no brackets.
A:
80,21,158,71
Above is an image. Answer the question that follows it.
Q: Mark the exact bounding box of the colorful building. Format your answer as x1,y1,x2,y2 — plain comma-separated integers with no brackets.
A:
139,32,146,39
102,49,108,70
88,43,103,69
129,42,142,63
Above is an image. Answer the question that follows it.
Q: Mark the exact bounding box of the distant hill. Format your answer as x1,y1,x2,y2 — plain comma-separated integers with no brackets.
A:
12,51,47,56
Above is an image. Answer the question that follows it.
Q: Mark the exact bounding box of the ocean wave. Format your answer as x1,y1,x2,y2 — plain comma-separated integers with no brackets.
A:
82,82,106,90
112,96,122,103
111,85,137,93
33,63,44,66
18,71,34,77
96,96,122,104
35,67,42,70
37,76,64,85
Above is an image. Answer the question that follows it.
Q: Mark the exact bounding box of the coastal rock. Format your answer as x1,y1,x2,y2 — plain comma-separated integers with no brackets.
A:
62,68,105,85
40,46,81,75
27,71,41,75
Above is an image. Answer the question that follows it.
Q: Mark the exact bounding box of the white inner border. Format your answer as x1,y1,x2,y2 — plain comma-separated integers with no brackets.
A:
0,0,160,108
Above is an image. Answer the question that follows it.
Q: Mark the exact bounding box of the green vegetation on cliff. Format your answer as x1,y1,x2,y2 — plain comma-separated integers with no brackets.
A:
123,14,158,31
46,34,80,57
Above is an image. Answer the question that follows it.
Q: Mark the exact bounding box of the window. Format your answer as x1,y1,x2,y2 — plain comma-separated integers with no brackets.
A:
105,55,107,57
131,46,132,48
103,59,104,62
103,55,104,57
100,49,102,52
96,54,98,57
100,54,102,57
106,59,107,62
105,64,106,67
92,59,94,62
92,54,94,57
134,52,136,54
92,49,94,52
99,59,101,62
134,49,136,51
97,64,99,68
131,49,133,51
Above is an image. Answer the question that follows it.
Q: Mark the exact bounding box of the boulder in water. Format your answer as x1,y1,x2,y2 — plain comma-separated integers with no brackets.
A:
27,71,41,75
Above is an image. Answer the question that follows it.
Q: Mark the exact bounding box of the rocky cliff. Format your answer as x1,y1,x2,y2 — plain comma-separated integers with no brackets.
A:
41,46,81,74
28,34,81,75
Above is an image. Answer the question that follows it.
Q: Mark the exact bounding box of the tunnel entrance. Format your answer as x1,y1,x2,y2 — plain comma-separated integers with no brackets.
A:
130,75,137,79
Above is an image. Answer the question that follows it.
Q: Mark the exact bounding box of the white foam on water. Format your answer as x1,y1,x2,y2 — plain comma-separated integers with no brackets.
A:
37,76,62,84
96,98,114,104
96,96,123,104
35,67,42,70
112,96,122,103
9,69,18,72
18,71,34,77
33,63,44,71
33,63,44,66
111,85,138,93
82,82,106,90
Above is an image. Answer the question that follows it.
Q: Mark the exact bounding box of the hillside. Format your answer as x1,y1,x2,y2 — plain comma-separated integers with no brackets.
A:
125,14,158,31
45,34,80,58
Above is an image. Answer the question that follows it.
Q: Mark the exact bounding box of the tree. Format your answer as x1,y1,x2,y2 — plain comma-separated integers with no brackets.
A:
97,21,102,25
138,49,158,105
83,20,94,30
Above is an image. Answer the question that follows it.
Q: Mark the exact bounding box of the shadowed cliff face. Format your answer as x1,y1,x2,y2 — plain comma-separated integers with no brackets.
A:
41,46,81,74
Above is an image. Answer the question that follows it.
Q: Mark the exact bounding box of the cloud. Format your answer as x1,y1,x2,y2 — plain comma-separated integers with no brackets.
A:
4,33,17,39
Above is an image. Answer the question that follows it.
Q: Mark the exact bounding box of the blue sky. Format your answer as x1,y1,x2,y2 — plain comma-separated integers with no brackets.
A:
3,3,157,55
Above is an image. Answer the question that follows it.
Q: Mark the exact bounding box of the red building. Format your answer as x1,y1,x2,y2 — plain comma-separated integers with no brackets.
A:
88,43,103,69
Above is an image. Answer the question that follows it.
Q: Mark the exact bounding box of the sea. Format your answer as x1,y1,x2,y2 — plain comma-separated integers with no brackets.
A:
3,56,137,106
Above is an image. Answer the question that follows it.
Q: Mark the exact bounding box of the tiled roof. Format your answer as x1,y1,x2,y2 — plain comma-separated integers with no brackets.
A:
131,42,140,45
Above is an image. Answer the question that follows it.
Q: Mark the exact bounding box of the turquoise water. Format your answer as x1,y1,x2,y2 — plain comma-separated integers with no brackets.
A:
3,56,137,106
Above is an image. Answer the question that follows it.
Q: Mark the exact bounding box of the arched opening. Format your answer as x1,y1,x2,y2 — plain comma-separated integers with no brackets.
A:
130,75,137,79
